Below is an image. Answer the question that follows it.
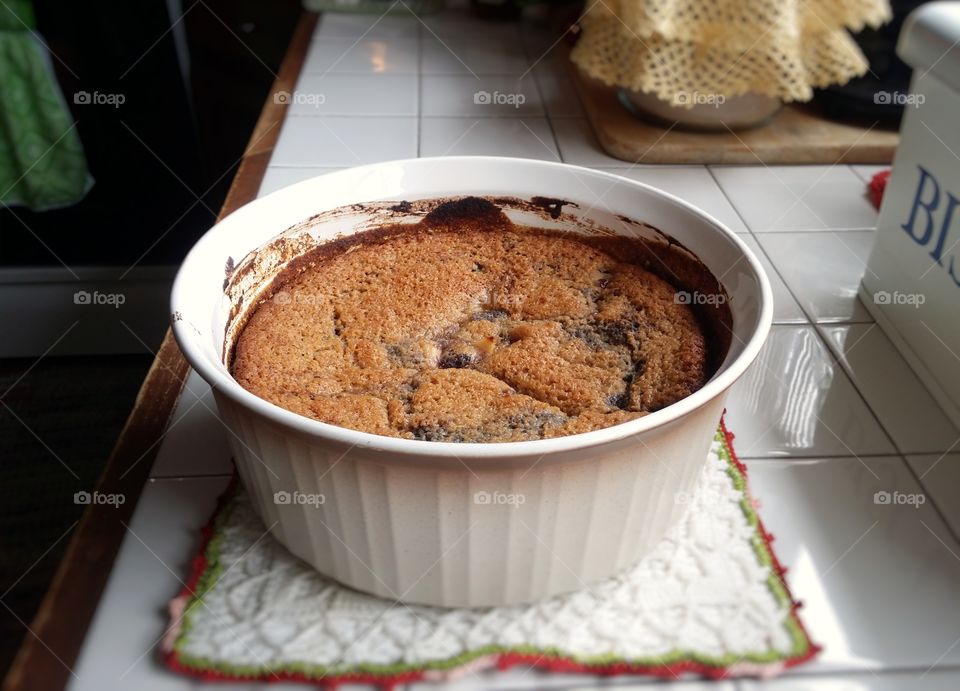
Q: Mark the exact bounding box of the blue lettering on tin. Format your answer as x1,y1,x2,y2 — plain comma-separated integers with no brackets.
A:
901,165,960,287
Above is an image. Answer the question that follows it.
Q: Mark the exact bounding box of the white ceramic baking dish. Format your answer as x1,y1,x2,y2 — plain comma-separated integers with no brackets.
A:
171,157,772,607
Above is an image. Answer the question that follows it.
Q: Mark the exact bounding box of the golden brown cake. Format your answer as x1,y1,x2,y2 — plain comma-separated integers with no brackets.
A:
230,199,718,442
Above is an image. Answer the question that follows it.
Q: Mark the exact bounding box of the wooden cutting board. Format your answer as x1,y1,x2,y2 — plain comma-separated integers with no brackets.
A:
572,67,900,165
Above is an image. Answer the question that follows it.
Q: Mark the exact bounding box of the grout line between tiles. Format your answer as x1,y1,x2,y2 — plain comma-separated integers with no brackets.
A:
520,29,561,162
813,322,960,547
745,240,812,326
805,322,901,453
706,167,879,234
707,164,755,237
748,234,869,326
740,453,905,462
847,162,891,185
846,162,863,184
419,114,553,120
808,321,878,328
804,323,960,547
749,227,878,233
758,664,960,683
899,467,960,548
705,169,820,327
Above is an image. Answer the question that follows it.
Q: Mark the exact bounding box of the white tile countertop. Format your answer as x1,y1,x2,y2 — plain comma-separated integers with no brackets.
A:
67,6,960,691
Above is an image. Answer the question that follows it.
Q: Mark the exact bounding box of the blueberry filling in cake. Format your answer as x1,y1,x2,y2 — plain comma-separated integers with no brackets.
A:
230,198,729,442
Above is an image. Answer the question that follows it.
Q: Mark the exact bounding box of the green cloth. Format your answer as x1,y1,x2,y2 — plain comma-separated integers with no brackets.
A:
0,0,91,211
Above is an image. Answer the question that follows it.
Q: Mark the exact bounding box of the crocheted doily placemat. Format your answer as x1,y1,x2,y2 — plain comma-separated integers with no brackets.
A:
162,422,818,687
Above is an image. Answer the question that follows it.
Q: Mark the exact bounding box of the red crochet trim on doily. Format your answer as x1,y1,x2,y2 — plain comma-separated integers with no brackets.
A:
164,416,820,689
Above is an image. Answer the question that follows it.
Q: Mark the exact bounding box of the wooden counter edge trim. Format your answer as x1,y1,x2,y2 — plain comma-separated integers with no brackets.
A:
1,12,318,691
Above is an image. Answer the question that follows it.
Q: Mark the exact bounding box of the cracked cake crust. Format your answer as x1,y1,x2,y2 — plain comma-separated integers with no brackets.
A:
230,199,722,443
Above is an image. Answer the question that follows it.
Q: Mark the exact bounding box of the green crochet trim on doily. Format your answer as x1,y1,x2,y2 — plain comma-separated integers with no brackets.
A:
173,427,813,679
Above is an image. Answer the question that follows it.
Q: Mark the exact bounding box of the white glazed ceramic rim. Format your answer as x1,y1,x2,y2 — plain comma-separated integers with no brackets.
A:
172,157,772,460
